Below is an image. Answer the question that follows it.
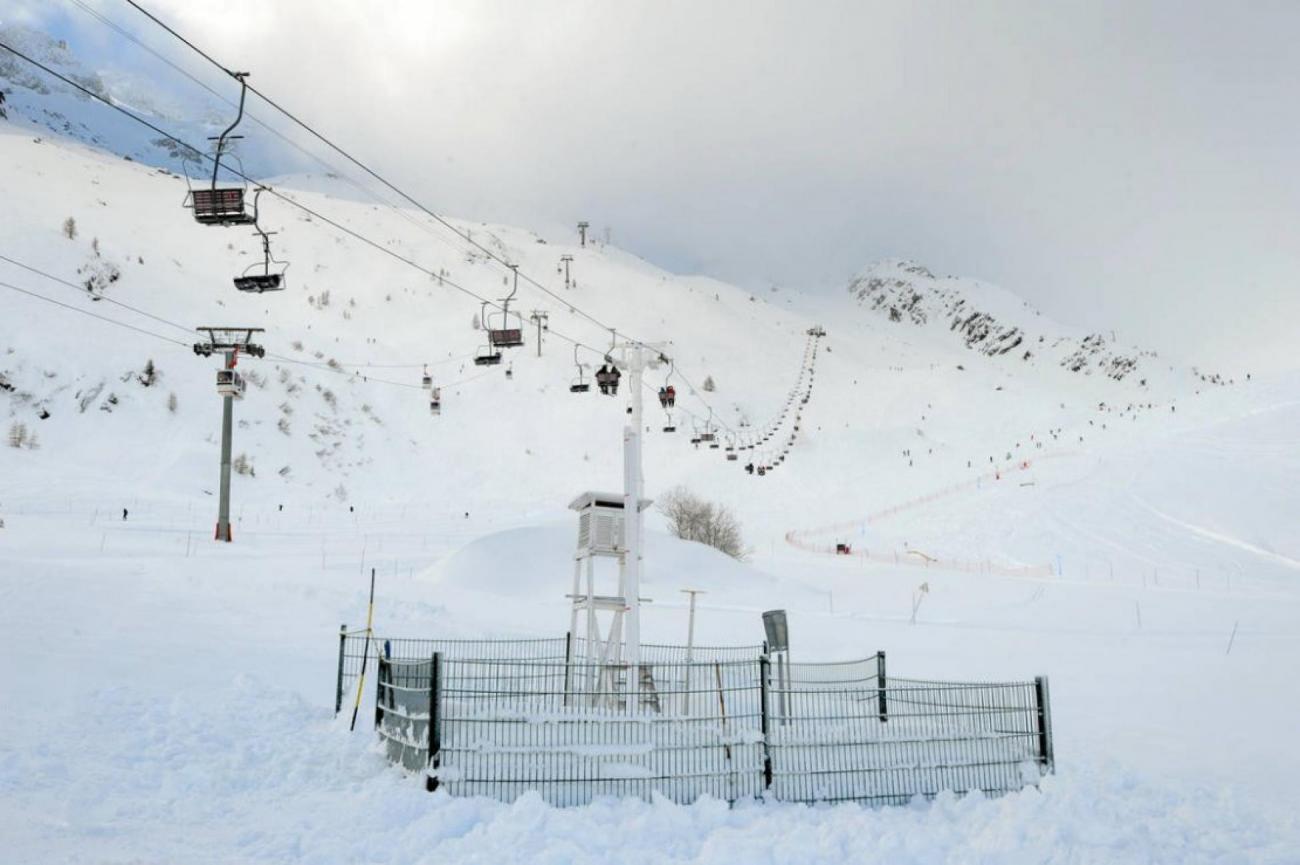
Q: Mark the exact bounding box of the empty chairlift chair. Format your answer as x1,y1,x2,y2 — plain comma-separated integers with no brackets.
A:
569,346,591,393
488,270,525,350
233,205,287,293
188,74,258,227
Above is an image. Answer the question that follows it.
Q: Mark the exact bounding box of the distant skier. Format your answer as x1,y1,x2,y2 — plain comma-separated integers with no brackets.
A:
122,508,128,521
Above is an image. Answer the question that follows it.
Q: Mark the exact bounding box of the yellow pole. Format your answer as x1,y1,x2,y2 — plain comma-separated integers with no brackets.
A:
348,568,377,731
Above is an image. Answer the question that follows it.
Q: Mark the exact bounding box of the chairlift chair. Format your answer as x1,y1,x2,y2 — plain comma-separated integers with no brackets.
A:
421,367,433,390
596,362,621,396
233,206,288,293
188,74,258,227
474,344,502,366
659,360,678,409
488,271,525,349
429,386,442,416
569,345,590,393
699,409,717,443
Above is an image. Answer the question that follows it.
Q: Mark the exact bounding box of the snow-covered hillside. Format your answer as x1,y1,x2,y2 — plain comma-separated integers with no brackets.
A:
2,98,1300,862
847,258,1236,388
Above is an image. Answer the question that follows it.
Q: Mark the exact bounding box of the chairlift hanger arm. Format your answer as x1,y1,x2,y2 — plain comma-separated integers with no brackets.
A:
210,72,250,189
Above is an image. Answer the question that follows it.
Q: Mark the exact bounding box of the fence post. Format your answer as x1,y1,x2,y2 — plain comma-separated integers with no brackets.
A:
426,652,442,792
876,651,888,723
562,630,573,708
1034,675,1054,774
373,657,387,731
335,624,350,716
758,656,773,794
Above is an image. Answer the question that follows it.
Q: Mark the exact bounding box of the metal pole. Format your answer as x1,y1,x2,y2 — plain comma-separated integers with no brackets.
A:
623,349,645,713
758,655,773,792
335,623,348,716
216,350,234,542
425,652,442,792
681,588,703,715
876,651,888,723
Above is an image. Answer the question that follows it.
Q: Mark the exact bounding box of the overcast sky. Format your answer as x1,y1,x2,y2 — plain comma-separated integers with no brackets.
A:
14,0,1300,371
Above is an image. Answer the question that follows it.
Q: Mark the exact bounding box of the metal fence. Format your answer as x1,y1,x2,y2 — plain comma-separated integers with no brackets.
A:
338,627,763,715
363,637,1054,807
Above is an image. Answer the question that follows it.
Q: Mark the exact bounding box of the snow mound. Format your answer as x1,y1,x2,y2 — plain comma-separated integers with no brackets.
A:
428,524,787,607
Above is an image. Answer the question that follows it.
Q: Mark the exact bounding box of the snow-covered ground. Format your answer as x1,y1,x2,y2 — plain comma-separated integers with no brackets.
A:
2,118,1299,862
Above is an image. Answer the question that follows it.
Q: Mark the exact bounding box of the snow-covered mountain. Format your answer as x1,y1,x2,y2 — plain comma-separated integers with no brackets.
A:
846,258,1235,388
0,23,290,177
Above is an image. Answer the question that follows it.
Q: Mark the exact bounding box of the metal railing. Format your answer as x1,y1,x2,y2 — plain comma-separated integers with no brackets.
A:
360,636,1054,808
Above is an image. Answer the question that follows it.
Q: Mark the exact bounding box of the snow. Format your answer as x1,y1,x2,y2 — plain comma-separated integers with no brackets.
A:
1,111,1299,862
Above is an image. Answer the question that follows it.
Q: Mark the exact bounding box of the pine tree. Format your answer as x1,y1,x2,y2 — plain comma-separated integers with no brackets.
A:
62,217,77,240
703,376,716,392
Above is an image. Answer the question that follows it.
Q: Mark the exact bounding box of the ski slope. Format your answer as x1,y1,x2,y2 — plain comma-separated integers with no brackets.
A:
2,117,1299,863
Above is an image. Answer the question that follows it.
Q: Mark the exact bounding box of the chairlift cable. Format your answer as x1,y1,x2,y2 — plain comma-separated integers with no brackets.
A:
114,2,744,431
0,36,748,435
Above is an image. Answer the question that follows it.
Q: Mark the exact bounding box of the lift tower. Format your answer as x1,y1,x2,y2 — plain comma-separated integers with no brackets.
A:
193,327,265,542
558,255,573,289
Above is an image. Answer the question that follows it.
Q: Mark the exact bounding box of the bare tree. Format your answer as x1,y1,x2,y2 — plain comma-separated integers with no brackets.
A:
703,376,716,392
62,217,77,240
658,486,746,560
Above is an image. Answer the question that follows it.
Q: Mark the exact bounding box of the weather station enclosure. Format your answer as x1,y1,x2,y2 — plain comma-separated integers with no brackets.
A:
345,629,1054,807
337,358,1056,807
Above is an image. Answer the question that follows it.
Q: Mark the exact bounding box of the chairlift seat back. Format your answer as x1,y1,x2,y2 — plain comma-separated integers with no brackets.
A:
192,188,254,225
570,383,591,393
489,328,523,348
